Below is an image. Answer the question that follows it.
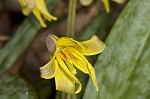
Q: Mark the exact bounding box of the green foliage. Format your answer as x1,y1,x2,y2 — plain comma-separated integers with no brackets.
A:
83,0,150,99
0,72,37,99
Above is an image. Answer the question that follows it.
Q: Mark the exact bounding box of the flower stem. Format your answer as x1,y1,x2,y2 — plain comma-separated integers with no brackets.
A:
66,0,77,38
61,1,77,98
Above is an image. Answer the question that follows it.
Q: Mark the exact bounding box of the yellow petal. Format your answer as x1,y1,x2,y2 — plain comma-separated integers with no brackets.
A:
33,9,46,27
57,35,105,56
40,57,55,79
55,54,82,94
19,0,57,27
46,34,57,58
57,37,79,48
65,60,77,74
61,48,89,74
112,0,125,4
65,47,98,91
80,35,105,55
40,34,58,78
57,51,77,74
55,59,75,94
79,0,93,6
87,62,99,91
36,0,57,21
19,0,36,15
102,0,110,12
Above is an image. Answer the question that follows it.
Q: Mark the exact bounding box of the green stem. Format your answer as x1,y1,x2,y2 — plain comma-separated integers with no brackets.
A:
66,0,77,38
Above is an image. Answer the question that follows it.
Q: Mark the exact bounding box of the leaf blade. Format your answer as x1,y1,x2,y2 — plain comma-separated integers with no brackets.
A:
83,0,150,99
0,72,38,99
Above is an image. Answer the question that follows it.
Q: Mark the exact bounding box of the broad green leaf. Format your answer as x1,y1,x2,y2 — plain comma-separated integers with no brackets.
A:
83,0,150,99
0,72,37,99
0,0,59,70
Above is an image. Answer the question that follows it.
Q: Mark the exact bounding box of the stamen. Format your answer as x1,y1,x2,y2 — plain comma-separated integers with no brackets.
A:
57,51,65,60
57,48,77,74
61,48,76,59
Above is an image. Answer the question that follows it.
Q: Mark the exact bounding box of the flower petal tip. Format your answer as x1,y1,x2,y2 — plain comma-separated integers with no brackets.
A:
96,87,99,92
53,17,57,20
79,0,93,6
113,0,125,4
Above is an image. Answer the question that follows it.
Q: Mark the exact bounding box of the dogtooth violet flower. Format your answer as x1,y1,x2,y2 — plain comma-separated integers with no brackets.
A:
40,34,105,94
18,0,57,27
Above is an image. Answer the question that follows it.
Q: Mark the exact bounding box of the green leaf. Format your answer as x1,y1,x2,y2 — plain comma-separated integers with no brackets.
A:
0,0,59,70
83,0,150,99
0,72,37,99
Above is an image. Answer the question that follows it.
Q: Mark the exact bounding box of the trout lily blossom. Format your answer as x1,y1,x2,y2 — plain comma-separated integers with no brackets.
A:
40,34,105,94
18,0,57,27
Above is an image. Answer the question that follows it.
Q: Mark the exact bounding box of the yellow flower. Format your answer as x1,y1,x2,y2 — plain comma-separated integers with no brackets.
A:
18,0,57,27
40,34,105,94
102,0,125,12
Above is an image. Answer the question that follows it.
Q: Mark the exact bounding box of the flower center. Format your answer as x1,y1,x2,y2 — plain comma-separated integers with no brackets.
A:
56,47,77,74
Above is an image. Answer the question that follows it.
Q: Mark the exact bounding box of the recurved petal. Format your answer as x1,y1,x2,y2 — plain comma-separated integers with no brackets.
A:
46,34,57,58
65,47,98,91
79,35,105,55
57,37,79,48
40,57,55,79
55,54,82,94
57,35,105,56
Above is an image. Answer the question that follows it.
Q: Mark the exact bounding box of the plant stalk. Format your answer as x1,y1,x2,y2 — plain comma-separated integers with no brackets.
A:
66,0,77,38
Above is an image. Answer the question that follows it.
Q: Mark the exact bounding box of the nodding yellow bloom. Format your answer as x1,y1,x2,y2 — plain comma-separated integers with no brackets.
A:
40,34,105,94
102,0,125,12
18,0,57,27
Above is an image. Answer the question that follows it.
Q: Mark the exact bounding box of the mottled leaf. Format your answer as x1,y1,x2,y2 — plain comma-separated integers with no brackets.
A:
83,0,150,99
0,72,37,99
